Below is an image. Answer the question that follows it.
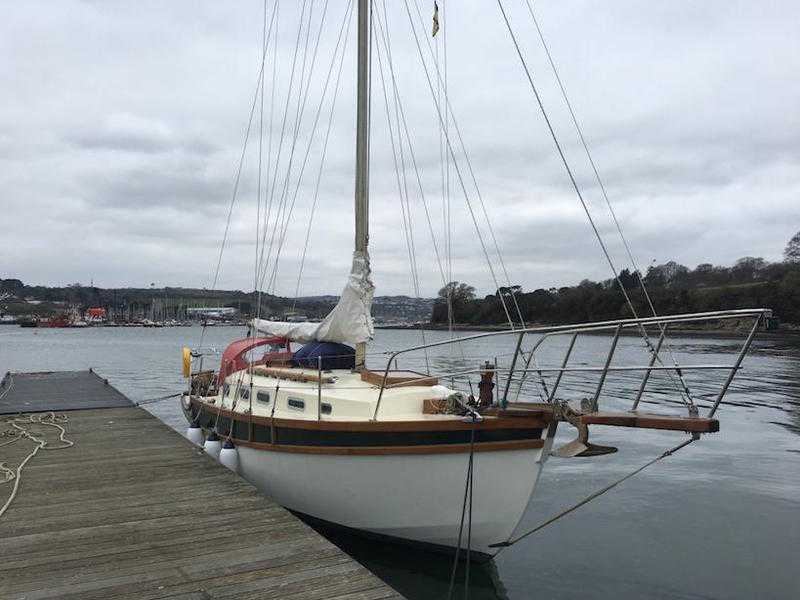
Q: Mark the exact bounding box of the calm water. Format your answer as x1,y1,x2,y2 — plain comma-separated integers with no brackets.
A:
1,325,798,599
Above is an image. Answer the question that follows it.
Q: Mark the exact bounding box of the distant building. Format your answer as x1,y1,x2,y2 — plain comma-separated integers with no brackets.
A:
186,307,238,320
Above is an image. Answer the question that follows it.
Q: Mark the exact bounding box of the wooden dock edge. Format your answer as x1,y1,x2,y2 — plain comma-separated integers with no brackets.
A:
0,405,405,600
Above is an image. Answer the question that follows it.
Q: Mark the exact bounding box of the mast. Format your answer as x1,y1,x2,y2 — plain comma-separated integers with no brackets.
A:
354,0,370,369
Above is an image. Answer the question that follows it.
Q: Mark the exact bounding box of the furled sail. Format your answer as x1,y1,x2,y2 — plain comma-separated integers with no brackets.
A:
251,251,374,346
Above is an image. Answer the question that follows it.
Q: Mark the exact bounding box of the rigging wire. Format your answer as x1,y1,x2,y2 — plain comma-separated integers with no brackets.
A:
263,0,340,295
248,0,281,394
494,0,696,408
259,0,319,293
408,0,552,407
522,0,694,405
239,0,312,406
201,0,279,350
270,0,324,262
402,0,516,330
256,0,281,322
371,8,449,298
410,0,526,330
265,0,354,296
374,3,482,384
270,0,349,294
239,0,347,408
292,0,356,310
494,0,640,323
255,0,281,322
490,437,696,549
372,1,430,371
437,0,455,340
257,0,311,295
254,0,270,296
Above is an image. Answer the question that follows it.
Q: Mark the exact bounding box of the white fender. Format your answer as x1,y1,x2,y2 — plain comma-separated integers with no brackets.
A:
186,424,204,446
219,440,239,473
203,432,222,460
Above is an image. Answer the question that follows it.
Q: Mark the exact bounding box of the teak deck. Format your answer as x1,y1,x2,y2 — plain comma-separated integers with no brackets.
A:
0,373,404,600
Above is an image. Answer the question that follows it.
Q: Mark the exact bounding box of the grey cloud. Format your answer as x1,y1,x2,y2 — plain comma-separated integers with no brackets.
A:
68,131,175,154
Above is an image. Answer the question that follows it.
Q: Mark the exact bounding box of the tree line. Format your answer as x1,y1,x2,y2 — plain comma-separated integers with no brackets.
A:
431,231,800,327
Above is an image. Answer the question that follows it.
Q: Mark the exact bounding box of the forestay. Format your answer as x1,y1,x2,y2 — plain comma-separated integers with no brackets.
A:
251,250,375,346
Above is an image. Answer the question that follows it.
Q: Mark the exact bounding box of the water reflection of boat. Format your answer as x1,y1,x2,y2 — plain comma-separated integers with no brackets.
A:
303,516,509,600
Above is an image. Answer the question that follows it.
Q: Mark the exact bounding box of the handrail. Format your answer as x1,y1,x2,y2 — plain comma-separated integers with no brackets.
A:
632,328,667,411
371,308,770,421
709,315,762,418
591,324,622,407
379,364,744,387
546,333,578,403
317,356,323,421
501,332,526,407
383,308,769,357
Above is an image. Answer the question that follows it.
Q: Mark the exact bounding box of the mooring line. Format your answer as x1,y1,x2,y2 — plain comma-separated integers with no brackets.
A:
490,437,696,549
134,392,183,407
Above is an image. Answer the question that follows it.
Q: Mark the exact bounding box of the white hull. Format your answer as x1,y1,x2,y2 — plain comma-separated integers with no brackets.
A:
236,445,547,558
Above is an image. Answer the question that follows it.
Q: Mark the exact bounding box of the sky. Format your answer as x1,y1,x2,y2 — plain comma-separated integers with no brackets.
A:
1,0,798,298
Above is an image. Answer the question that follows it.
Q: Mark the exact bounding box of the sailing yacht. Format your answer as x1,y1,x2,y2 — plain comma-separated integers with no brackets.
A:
181,0,768,561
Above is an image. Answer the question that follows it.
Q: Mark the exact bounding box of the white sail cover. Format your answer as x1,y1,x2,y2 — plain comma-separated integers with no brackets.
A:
251,251,374,346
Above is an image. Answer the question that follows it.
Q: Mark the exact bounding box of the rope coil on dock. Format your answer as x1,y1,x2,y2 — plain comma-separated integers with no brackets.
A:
0,411,74,519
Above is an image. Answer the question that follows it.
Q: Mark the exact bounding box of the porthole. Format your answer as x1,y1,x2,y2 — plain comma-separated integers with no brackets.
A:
321,402,332,415
287,397,305,411
256,390,271,404
222,383,230,397
238,387,250,400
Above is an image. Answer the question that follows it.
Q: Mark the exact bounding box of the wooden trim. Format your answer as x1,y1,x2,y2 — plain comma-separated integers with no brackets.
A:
580,411,720,433
485,402,720,433
233,438,545,455
250,365,337,384
191,398,550,431
360,369,439,388
484,403,554,419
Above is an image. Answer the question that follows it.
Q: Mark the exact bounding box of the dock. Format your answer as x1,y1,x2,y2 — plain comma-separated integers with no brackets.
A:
0,371,404,600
